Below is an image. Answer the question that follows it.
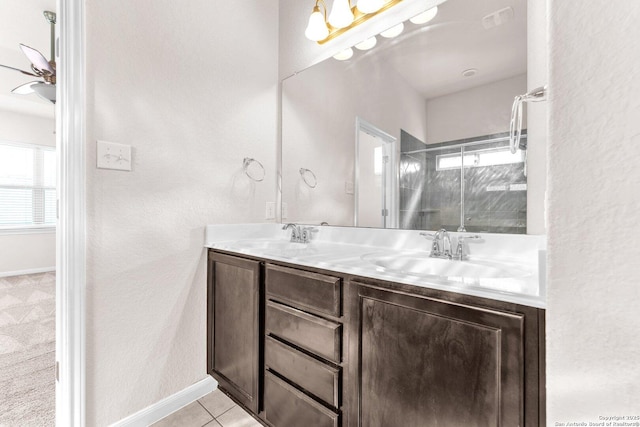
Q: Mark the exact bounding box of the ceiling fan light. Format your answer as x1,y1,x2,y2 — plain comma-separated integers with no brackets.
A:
305,7,330,41
32,83,56,103
328,0,355,29
357,0,385,14
333,47,354,61
380,22,404,38
355,36,377,50
410,6,439,25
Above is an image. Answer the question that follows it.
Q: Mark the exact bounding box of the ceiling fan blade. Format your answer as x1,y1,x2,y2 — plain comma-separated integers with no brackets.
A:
11,81,39,95
19,44,54,74
0,63,38,77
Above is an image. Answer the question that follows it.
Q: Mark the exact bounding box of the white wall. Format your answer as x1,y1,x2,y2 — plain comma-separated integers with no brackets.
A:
0,109,55,275
282,54,427,225
546,0,640,422
425,74,527,144
84,1,278,424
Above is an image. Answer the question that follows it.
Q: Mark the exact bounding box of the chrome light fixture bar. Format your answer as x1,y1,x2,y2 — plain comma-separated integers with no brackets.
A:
305,0,404,44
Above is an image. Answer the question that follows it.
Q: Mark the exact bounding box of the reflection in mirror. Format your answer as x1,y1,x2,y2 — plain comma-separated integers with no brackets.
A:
282,0,528,233
356,118,397,228
400,131,526,233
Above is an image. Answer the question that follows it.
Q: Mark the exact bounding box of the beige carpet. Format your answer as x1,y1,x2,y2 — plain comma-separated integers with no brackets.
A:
0,272,55,427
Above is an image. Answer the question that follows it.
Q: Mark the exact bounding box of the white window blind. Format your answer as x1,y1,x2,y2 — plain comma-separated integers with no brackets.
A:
0,141,56,230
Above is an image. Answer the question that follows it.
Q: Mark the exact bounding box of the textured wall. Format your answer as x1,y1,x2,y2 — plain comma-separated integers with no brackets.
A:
282,55,427,226
425,75,527,144
546,0,640,421
84,1,278,424
0,110,55,274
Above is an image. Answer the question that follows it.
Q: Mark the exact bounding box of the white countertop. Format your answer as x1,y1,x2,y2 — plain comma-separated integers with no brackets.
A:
205,224,546,309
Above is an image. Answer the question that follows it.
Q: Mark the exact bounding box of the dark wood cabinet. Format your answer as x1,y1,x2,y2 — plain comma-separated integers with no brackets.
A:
207,249,544,427
207,251,261,413
264,264,344,426
346,282,539,427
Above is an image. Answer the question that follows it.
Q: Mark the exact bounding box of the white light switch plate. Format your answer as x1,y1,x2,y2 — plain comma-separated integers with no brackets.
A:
345,181,354,194
265,202,276,220
97,140,132,171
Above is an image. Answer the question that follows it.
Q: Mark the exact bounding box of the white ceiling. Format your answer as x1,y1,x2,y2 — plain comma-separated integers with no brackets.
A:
0,0,57,118
352,0,527,99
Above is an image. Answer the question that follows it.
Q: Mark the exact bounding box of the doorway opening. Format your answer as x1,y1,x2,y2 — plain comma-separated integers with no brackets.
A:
355,117,398,228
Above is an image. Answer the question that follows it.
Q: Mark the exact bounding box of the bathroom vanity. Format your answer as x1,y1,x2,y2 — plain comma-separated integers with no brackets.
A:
205,224,546,427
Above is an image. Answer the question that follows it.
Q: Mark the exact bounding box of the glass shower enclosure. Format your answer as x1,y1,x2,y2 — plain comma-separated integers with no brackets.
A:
399,131,528,234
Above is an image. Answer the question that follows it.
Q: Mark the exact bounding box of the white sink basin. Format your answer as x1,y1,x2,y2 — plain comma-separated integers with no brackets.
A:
219,239,314,258
229,239,307,251
361,252,531,279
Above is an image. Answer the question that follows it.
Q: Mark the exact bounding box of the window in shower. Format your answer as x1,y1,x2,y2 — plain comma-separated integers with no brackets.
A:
399,132,527,234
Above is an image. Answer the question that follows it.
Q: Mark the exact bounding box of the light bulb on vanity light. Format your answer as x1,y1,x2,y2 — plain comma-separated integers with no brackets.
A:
328,0,355,28
305,4,329,41
355,36,377,50
357,0,384,14
380,22,404,38
333,47,354,60
409,6,438,24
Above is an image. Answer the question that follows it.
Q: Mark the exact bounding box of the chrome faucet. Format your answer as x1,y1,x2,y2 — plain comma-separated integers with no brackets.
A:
420,230,481,260
420,229,453,259
300,226,318,243
282,223,301,242
282,223,316,243
453,234,481,260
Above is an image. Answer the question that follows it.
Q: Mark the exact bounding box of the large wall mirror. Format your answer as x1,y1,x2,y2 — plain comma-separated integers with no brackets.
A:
282,0,537,234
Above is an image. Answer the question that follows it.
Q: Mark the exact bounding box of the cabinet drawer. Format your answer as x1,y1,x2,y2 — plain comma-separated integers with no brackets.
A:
265,336,340,408
266,264,342,317
266,301,341,363
265,371,339,427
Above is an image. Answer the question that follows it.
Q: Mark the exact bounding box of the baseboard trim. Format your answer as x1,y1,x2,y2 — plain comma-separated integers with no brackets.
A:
110,376,218,427
0,267,55,278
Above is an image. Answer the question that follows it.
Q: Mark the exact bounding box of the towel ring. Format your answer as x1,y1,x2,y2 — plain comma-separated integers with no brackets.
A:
299,168,317,188
243,157,265,182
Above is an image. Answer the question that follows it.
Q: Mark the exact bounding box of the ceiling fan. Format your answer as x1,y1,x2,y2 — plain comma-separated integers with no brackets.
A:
0,11,57,104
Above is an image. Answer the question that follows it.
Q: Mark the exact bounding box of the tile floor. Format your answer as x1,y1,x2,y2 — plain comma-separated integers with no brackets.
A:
152,389,262,427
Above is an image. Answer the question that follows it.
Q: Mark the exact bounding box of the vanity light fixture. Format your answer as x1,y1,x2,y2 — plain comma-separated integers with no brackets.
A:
357,0,385,14
333,47,354,60
305,0,404,44
329,0,355,28
355,36,377,50
409,6,438,24
380,22,404,38
305,0,330,41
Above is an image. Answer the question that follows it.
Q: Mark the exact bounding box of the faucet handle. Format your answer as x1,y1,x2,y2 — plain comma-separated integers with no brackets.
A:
282,223,301,242
420,232,443,257
300,226,318,243
454,235,481,260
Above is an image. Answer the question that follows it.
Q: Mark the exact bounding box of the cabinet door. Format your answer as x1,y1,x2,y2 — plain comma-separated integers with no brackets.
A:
208,251,261,413
351,284,524,427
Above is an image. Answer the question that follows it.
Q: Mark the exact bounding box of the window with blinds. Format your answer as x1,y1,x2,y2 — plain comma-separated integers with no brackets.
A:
0,141,56,230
